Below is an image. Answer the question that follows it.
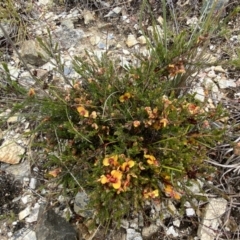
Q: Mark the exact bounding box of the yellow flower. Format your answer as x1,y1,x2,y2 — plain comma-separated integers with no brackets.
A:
121,159,135,172
103,155,119,167
90,111,97,119
28,88,35,97
168,61,186,77
143,189,159,199
98,170,123,189
119,92,131,102
99,175,109,184
144,154,158,166
164,184,181,200
160,118,169,128
110,170,123,189
77,106,89,117
133,120,141,128
187,103,200,115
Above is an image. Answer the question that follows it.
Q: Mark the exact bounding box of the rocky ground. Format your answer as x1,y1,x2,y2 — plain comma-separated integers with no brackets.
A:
1,0,240,239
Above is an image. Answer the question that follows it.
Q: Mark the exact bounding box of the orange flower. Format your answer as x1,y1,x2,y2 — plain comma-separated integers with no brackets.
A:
164,184,181,200
90,111,97,119
144,154,158,166
99,170,123,189
121,159,135,172
187,103,200,115
77,106,89,117
143,188,159,199
103,155,119,167
133,120,141,128
168,61,186,77
48,168,62,177
119,92,131,102
28,88,35,97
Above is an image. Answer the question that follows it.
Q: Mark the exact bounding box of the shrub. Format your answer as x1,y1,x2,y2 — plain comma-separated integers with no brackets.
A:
1,0,228,228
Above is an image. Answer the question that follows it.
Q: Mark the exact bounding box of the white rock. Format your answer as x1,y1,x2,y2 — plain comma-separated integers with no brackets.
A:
121,219,129,229
186,179,204,194
137,36,147,45
218,79,236,89
186,16,198,26
126,34,138,47
186,208,196,216
83,10,95,24
29,178,37,189
25,203,40,223
0,139,25,164
157,16,164,25
191,86,205,102
166,226,178,237
173,219,180,227
126,228,142,240
142,224,159,238
39,0,53,5
214,66,225,73
123,49,130,55
197,198,227,240
19,206,31,220
207,70,217,78
90,35,100,45
21,195,33,205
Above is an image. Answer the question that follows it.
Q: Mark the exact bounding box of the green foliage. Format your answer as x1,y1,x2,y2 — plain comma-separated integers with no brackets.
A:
0,0,229,228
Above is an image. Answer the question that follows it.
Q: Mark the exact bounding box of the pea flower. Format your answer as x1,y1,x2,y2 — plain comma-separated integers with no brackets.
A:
103,155,119,167
119,92,131,102
143,188,159,199
121,159,135,172
99,170,123,189
144,154,158,166
77,106,89,117
164,184,181,200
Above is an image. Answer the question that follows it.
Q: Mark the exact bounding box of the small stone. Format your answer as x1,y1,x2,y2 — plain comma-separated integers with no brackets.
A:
137,36,147,45
173,219,180,227
7,114,19,123
19,206,31,220
121,219,129,229
25,203,40,223
214,65,225,73
21,195,33,204
0,139,25,164
166,226,178,237
83,10,95,24
126,34,138,47
74,191,94,218
127,228,142,240
29,178,37,189
191,86,205,102
13,228,37,240
90,35,100,45
207,70,217,78
122,49,130,55
198,198,227,240
142,224,159,238
157,16,164,25
186,208,196,217
218,79,236,89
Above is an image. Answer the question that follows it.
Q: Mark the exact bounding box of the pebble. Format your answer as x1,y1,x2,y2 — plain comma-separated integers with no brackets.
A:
186,208,196,217
137,36,147,45
29,178,37,189
19,206,31,220
166,226,178,237
126,34,139,47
